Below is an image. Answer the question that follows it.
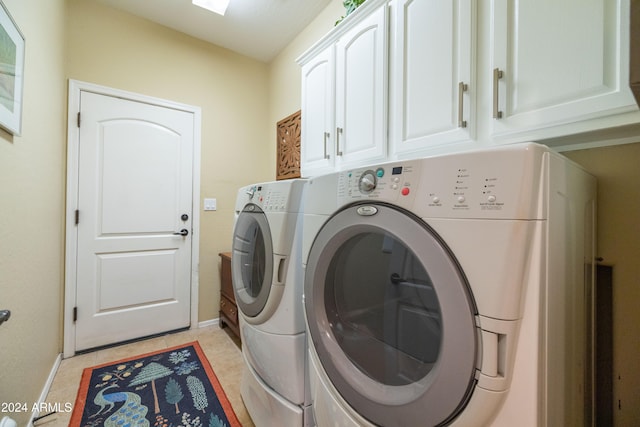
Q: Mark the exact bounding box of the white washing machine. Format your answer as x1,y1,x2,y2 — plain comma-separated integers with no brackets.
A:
301,143,597,426
231,179,310,426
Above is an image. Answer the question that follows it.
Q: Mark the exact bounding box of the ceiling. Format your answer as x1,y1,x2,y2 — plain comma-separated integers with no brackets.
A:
95,0,333,62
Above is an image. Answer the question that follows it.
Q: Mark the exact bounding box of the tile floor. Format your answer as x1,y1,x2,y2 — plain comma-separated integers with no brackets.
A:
37,325,255,427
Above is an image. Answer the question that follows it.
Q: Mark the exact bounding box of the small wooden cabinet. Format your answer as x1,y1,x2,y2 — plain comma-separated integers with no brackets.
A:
219,252,240,339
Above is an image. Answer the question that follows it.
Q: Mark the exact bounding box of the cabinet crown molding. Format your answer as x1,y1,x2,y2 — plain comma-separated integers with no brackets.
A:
296,0,389,66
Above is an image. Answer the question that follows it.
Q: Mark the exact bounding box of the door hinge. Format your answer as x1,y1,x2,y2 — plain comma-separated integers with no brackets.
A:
75,209,79,225
77,112,81,128
73,307,77,322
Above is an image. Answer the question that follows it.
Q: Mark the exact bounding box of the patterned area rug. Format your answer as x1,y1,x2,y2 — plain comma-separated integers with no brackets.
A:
70,341,241,427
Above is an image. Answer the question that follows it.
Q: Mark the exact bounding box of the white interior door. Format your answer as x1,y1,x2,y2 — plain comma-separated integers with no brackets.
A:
73,90,195,352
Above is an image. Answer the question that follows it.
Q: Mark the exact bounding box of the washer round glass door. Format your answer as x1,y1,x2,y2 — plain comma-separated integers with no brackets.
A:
305,203,479,426
232,204,273,317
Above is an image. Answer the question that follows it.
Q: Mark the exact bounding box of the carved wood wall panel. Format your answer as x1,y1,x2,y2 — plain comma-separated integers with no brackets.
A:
276,110,301,180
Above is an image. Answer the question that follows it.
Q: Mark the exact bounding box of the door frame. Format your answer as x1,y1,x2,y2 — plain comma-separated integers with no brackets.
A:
63,79,202,358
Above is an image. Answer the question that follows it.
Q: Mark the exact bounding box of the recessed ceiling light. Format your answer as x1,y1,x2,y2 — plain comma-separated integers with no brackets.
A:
192,0,230,16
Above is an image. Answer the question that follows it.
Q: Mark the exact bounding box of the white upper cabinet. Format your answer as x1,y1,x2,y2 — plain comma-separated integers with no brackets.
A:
298,0,389,177
390,0,475,157
300,46,335,176
487,0,638,143
299,0,638,173
335,5,388,168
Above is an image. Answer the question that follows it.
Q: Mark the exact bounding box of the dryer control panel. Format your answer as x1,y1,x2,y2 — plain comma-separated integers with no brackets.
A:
337,143,548,220
236,180,305,213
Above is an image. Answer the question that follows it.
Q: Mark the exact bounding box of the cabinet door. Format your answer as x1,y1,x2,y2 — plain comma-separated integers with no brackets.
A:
334,4,388,168
391,0,474,157
489,0,637,141
301,46,335,177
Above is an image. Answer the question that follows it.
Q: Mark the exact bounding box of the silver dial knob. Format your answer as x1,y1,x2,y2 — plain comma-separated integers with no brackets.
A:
358,170,377,194
246,186,256,199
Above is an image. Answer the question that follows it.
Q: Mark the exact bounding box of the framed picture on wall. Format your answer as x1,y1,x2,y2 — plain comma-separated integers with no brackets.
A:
0,0,24,136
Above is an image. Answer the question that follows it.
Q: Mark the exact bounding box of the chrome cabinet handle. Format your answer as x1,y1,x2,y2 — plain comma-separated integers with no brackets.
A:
173,229,189,236
323,132,330,159
336,127,343,156
493,68,503,119
458,81,468,128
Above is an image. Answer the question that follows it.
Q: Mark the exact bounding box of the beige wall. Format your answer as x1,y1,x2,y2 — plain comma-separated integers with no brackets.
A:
66,0,274,323
0,0,66,425
564,143,640,426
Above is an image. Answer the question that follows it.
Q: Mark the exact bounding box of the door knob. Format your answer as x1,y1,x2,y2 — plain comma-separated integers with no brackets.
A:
0,310,11,326
173,229,189,236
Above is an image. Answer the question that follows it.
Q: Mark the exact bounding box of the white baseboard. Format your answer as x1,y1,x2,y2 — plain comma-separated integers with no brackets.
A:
198,318,220,328
29,353,63,427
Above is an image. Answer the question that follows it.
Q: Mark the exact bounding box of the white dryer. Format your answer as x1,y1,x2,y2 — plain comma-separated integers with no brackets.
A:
302,143,597,426
231,179,309,426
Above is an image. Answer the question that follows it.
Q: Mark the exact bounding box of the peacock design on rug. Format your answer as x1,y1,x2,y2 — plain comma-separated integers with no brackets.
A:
93,384,150,427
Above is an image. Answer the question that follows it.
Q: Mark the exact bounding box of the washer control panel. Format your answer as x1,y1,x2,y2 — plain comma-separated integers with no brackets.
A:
336,144,546,219
248,185,293,212
241,180,305,213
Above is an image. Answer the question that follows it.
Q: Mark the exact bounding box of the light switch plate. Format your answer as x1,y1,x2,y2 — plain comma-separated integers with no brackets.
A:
204,198,217,211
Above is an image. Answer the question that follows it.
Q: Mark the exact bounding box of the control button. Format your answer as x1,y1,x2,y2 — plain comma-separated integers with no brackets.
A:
401,187,410,196
457,196,465,203
393,177,400,183
432,196,440,204
487,195,497,203
376,168,385,178
392,184,398,190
